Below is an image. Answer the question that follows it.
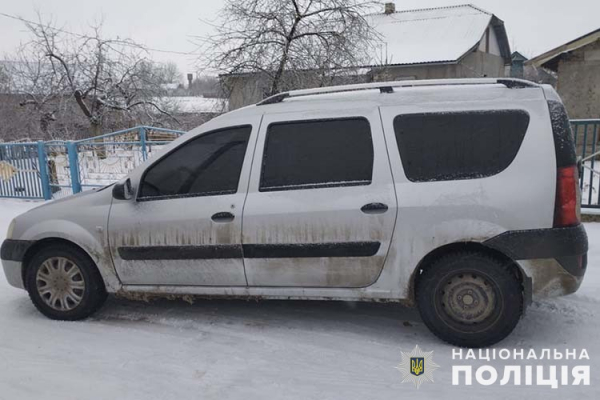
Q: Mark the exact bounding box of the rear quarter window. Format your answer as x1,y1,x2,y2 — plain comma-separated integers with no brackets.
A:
393,110,530,182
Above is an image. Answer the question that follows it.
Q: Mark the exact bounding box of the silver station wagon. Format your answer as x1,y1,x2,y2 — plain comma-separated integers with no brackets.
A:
1,79,588,347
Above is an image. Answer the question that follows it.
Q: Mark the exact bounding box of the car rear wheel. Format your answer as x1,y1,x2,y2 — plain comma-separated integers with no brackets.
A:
416,251,523,348
25,243,108,320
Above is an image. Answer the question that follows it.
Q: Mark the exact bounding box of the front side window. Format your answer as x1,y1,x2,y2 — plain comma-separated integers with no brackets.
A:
139,126,251,200
260,118,374,192
394,110,530,182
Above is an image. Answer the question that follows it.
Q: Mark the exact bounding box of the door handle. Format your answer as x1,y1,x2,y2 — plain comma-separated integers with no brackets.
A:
211,212,235,223
361,203,388,214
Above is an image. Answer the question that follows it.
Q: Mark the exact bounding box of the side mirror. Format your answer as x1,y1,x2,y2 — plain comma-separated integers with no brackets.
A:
112,178,133,200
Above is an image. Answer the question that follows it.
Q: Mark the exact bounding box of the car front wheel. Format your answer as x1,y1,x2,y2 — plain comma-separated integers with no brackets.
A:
25,243,107,320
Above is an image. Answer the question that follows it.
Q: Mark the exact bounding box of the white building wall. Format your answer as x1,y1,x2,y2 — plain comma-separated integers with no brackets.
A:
478,24,502,57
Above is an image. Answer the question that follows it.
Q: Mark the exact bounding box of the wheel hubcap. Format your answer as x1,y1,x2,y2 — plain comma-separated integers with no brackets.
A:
36,257,85,311
440,273,496,324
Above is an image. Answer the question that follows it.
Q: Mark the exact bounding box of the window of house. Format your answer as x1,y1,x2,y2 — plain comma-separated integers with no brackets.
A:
394,110,530,182
260,118,374,192
139,126,251,200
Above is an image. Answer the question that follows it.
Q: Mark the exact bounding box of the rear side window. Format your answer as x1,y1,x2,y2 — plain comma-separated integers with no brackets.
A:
139,126,251,200
394,110,530,182
260,118,374,192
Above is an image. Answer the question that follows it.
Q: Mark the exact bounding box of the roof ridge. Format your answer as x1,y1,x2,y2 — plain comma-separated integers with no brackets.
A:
376,3,493,17
527,27,600,67
385,15,478,25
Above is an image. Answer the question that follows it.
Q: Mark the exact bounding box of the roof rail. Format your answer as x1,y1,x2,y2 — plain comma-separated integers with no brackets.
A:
257,78,539,106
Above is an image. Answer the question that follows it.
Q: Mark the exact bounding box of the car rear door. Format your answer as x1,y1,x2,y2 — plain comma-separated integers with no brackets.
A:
241,106,398,288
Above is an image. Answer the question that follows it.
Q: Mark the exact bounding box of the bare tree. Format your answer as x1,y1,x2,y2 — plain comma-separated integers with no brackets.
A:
4,43,70,139
200,0,381,97
15,15,179,137
0,64,10,93
155,62,183,85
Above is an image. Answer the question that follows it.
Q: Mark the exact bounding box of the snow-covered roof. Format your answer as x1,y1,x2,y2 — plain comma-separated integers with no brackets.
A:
161,83,180,91
367,4,510,66
155,96,228,114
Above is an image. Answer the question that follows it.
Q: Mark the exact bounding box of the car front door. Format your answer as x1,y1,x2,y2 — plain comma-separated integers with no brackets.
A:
241,107,398,288
108,117,259,286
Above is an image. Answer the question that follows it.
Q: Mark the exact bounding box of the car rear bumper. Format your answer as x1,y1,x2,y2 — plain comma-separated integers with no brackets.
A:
485,224,588,298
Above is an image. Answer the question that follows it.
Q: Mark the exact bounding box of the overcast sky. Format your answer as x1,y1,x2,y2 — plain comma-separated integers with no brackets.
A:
0,0,598,81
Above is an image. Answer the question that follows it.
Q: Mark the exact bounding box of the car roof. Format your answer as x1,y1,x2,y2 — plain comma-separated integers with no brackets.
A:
224,78,546,119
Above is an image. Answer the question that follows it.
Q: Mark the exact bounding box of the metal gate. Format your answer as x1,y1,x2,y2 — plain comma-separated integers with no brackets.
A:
0,126,184,200
0,142,48,199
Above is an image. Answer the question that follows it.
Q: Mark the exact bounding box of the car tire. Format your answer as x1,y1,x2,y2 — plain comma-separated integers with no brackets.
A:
25,243,108,320
416,251,523,348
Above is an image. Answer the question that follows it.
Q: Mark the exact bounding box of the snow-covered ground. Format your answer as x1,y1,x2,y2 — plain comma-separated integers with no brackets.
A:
0,199,598,399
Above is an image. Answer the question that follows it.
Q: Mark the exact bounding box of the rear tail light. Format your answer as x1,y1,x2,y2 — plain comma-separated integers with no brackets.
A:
547,100,579,227
554,165,579,227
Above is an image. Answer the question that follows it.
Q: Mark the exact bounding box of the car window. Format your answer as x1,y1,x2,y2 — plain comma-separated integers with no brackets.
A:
394,110,530,182
139,126,251,200
260,118,374,192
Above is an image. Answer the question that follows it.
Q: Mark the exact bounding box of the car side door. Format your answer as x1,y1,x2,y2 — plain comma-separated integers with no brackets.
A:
108,116,260,287
241,107,398,288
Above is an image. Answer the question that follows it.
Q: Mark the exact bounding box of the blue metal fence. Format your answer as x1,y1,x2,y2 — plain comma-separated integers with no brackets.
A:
0,142,46,199
572,119,600,208
2,122,600,204
0,126,184,200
